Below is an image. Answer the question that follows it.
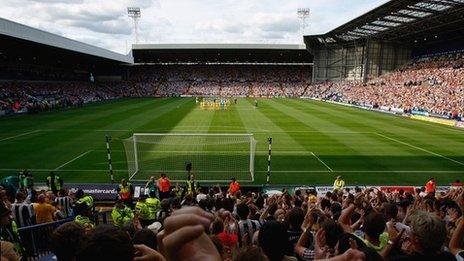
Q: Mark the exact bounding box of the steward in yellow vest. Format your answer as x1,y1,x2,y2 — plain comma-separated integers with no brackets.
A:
333,176,345,191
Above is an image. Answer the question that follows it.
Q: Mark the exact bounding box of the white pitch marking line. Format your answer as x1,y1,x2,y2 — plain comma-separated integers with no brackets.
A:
0,130,41,142
375,132,464,166
54,150,93,171
0,168,127,172
0,169,462,173
310,151,333,172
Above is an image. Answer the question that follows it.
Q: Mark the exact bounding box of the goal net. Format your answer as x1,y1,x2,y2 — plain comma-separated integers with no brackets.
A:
123,133,257,182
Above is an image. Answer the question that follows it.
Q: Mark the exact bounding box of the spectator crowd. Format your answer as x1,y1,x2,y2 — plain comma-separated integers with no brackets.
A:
1,53,462,121
304,53,464,120
0,65,311,115
1,170,464,261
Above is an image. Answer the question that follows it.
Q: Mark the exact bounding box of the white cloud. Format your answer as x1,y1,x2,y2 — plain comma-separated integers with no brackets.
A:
0,0,390,53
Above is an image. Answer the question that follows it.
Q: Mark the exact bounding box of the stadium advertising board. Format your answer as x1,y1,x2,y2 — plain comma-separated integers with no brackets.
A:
434,186,451,194
411,115,456,127
455,121,464,129
315,186,366,196
411,110,429,117
67,183,118,201
263,186,316,196
379,186,415,193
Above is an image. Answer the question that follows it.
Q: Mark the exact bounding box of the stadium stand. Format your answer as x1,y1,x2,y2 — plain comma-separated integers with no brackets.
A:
304,52,464,120
1,0,464,260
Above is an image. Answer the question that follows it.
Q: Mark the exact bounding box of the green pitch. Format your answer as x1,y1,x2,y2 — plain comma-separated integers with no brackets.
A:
1,98,463,186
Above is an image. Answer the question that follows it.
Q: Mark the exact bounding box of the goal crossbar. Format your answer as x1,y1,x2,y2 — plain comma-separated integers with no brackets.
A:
133,133,253,136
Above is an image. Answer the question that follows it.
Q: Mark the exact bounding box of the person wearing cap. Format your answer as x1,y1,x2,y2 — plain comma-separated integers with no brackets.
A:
0,203,23,254
333,176,345,191
111,200,134,228
228,177,240,196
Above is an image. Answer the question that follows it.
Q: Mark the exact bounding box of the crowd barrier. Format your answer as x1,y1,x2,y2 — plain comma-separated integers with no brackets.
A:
18,218,73,260
17,210,111,260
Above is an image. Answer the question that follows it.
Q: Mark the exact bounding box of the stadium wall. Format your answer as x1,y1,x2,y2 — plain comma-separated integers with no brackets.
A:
309,40,410,83
28,182,456,201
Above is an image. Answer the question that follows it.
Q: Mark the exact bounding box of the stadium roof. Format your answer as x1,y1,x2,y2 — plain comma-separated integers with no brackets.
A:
305,0,464,45
0,17,133,64
132,44,312,64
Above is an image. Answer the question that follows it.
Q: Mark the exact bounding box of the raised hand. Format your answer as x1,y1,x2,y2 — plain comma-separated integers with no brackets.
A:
157,207,221,261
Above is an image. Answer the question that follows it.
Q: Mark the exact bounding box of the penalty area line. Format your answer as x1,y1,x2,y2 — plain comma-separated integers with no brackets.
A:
0,130,41,142
310,152,333,172
54,150,93,171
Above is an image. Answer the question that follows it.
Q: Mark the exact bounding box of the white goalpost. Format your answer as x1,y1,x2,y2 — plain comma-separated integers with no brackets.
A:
123,133,257,182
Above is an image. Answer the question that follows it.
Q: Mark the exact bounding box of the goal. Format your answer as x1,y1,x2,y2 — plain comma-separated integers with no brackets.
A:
123,133,257,182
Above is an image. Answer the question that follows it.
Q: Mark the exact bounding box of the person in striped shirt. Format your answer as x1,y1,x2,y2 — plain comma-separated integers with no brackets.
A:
236,203,260,246
55,189,73,218
11,191,34,228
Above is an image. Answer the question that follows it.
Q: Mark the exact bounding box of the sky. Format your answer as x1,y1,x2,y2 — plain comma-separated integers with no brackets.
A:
0,0,390,54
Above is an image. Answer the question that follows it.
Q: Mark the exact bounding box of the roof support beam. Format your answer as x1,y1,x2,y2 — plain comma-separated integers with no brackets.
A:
407,5,441,14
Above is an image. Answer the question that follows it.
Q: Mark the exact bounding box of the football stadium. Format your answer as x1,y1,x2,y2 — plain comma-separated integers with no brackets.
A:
0,1,464,260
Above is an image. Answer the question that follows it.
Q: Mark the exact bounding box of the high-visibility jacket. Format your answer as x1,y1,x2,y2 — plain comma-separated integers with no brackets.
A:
47,175,62,191
172,186,183,198
76,195,94,209
74,215,95,229
111,206,134,228
333,179,345,191
119,183,132,200
145,197,161,220
186,180,199,195
0,221,23,254
135,201,150,220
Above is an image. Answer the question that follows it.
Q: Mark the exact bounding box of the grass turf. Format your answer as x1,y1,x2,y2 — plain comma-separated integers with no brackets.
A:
1,97,463,186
